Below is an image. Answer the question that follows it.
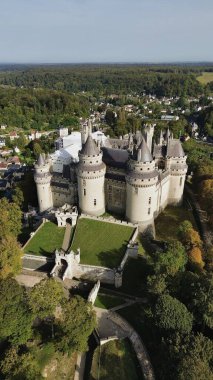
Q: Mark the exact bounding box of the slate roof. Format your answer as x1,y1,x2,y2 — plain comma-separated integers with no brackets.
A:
81,135,100,156
101,147,129,169
153,144,167,158
167,139,185,157
37,154,45,166
137,137,153,162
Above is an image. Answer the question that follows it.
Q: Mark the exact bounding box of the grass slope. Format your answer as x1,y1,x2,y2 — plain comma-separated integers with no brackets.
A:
24,222,65,256
90,338,142,380
71,218,134,268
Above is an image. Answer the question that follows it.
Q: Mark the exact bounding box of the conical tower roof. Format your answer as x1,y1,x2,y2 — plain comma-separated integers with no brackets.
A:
81,135,100,156
37,153,45,166
137,136,153,162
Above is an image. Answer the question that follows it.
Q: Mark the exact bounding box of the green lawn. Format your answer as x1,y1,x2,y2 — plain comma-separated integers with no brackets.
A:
155,205,197,241
24,222,65,256
94,294,124,309
197,72,213,84
90,338,142,380
71,218,134,268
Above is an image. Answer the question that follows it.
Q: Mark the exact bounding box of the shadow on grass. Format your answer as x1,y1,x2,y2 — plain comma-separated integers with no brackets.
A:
27,247,56,258
96,244,128,268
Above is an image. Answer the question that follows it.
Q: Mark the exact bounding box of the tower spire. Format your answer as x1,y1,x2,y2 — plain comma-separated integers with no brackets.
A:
137,136,153,162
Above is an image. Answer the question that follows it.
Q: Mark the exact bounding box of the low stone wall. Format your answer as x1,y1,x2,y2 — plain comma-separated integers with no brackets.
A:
76,264,115,284
23,254,54,262
80,213,138,228
109,311,155,380
23,218,47,250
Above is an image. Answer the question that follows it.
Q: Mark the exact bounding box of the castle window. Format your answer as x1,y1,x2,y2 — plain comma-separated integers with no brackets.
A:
180,177,183,186
148,197,151,205
148,208,151,215
84,189,86,196
94,199,97,206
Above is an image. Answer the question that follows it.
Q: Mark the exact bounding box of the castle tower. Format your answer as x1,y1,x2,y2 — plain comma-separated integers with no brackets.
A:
159,130,164,145
126,137,158,230
81,123,89,145
34,154,53,212
144,124,154,152
165,139,188,205
76,135,106,216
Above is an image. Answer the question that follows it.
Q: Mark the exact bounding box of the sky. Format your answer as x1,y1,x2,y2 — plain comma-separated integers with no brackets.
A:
0,0,213,63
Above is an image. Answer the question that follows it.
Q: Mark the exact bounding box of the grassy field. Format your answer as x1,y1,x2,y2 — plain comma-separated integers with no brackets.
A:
155,205,197,241
94,294,124,309
24,222,65,256
71,218,134,268
90,339,142,380
197,72,213,84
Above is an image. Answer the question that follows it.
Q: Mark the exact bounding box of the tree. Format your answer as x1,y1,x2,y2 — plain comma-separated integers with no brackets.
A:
176,333,213,380
105,109,116,127
147,274,167,295
188,247,204,270
29,278,65,319
190,273,213,329
0,278,33,345
154,294,193,334
12,186,24,208
153,241,187,276
57,296,96,353
33,141,43,157
178,220,201,250
0,198,22,238
0,235,23,279
0,347,42,380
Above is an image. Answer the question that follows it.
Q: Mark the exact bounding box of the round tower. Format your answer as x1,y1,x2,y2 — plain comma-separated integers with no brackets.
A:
76,135,106,216
34,154,53,212
165,139,188,205
126,137,158,229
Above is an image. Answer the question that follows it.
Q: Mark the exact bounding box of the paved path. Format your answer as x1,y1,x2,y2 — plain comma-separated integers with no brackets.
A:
109,299,137,311
62,223,72,252
15,273,44,287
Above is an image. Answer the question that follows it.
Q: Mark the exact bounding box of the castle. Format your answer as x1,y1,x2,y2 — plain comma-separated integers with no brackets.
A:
34,123,187,232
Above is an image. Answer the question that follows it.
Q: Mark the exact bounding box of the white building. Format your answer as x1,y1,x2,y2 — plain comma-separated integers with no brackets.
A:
34,124,187,233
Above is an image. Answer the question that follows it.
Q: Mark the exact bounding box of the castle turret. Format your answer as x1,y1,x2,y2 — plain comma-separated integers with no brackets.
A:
144,124,154,152
126,137,158,230
34,154,53,212
159,130,164,145
165,139,188,205
76,135,106,216
81,124,89,145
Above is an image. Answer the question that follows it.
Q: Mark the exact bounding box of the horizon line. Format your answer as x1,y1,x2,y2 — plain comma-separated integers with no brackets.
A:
1,61,213,66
